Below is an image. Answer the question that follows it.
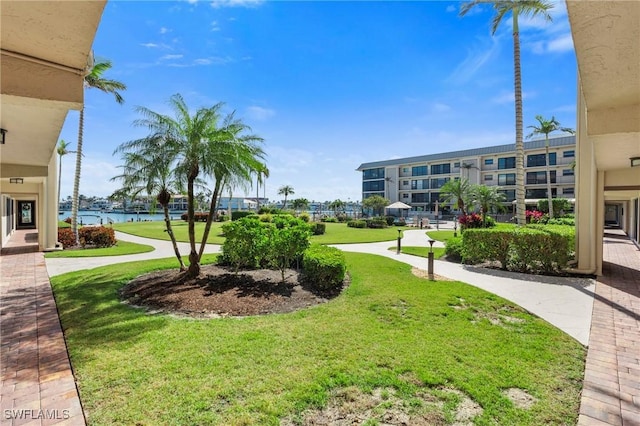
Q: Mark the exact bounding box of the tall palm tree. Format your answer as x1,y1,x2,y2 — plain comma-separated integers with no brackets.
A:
440,178,472,216
113,134,187,271
472,184,506,225
128,94,265,277
71,58,126,242
278,185,295,210
255,164,269,210
291,198,310,214
56,140,75,213
460,0,554,225
527,115,574,219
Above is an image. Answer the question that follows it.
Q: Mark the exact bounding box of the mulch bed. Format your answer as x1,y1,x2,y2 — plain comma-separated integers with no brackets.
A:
120,264,348,318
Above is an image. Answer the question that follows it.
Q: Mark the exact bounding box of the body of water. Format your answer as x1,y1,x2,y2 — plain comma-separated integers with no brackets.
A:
59,210,177,225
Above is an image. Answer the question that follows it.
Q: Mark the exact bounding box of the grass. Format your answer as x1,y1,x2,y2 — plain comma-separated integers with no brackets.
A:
113,220,409,245
392,246,447,259
425,230,456,242
52,253,585,425
44,240,155,258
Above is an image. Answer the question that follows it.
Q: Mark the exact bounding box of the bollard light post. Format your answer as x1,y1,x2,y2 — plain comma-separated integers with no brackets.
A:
397,229,402,254
453,220,458,238
427,238,435,280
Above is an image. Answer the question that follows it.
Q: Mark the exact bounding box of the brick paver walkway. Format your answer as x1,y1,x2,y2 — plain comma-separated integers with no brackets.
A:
1,230,85,426
579,229,640,426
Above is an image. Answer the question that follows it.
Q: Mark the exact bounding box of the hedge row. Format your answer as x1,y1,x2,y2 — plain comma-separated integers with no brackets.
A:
303,244,346,290
459,226,574,273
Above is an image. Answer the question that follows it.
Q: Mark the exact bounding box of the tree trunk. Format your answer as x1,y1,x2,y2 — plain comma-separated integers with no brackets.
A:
198,180,222,259
71,108,84,245
57,155,62,214
163,204,186,271
513,14,526,226
186,170,200,278
256,175,260,210
545,140,554,219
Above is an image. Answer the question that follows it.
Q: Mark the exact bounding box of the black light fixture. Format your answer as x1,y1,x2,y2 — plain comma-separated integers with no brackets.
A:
0,128,6,144
631,157,640,167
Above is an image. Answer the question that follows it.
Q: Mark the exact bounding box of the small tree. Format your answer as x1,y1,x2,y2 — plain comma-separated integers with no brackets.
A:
265,216,312,283
440,178,472,215
278,185,295,210
291,198,310,214
362,195,389,217
471,184,506,225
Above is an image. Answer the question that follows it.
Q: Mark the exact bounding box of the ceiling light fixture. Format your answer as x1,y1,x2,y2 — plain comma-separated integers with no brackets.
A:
0,128,6,144
631,157,640,167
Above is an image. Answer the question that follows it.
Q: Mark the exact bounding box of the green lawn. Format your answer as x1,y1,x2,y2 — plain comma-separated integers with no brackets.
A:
44,240,154,258
113,220,409,245
52,253,585,425
425,230,456,242
393,246,447,259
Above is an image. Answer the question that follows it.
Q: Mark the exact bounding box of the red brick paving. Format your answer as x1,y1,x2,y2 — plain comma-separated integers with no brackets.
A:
579,229,640,426
1,231,85,426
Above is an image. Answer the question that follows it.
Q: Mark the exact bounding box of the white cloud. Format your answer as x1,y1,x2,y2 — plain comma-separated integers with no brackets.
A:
211,20,221,31
210,0,264,8
547,33,574,53
246,106,276,121
160,54,184,60
431,102,451,113
141,42,159,48
491,90,536,104
186,0,198,4
159,27,171,34
447,37,501,84
446,5,456,13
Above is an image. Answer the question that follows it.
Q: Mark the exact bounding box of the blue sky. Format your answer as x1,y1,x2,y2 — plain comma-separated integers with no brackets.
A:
58,0,577,204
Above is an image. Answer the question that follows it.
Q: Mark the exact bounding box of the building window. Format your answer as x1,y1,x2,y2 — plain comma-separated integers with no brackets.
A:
402,193,409,199
526,171,556,184
498,189,515,202
484,159,494,165
430,177,450,189
363,168,384,179
564,150,575,158
527,153,556,167
402,180,409,185
411,179,429,190
484,175,493,181
526,188,557,198
564,187,575,195
498,173,516,186
402,167,409,173
454,162,460,168
498,157,516,169
431,163,451,175
412,166,428,176
411,193,428,203
563,169,574,176
363,180,385,191
364,192,385,199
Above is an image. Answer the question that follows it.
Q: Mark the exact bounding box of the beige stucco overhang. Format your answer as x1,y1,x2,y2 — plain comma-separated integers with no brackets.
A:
0,0,106,250
567,0,640,275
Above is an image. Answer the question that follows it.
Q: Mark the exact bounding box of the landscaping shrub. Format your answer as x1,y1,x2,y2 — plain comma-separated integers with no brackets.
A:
180,212,209,222
347,220,367,228
526,210,546,224
394,218,406,226
547,217,575,226
220,217,269,271
444,236,463,262
366,217,388,228
231,211,255,221
216,214,228,222
385,216,396,226
78,226,116,248
538,198,572,217
63,217,72,224
461,228,513,268
458,213,483,229
321,216,338,223
299,212,310,222
303,244,346,290
336,214,348,223
266,216,312,282
258,207,279,214
57,228,76,248
310,222,326,235
259,213,273,222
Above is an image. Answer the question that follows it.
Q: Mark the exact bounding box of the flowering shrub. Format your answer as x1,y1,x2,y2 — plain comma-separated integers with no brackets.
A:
526,210,546,224
78,226,116,248
57,228,76,248
458,213,483,229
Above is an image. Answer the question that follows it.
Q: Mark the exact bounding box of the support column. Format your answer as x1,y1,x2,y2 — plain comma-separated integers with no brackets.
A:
44,152,59,250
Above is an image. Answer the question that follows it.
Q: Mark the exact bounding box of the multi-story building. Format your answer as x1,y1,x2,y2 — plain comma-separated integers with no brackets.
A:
357,135,576,215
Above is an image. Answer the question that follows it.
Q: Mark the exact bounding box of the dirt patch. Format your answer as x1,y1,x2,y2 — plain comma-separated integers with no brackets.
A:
411,267,456,281
503,388,537,409
120,264,348,318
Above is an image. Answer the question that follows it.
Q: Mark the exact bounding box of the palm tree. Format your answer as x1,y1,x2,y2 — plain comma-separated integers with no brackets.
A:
472,184,506,225
113,134,187,271
328,199,346,216
71,58,126,242
527,115,574,219
440,178,473,216
126,94,265,278
291,198,310,214
56,140,75,213
255,164,269,210
278,185,295,210
460,0,554,225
